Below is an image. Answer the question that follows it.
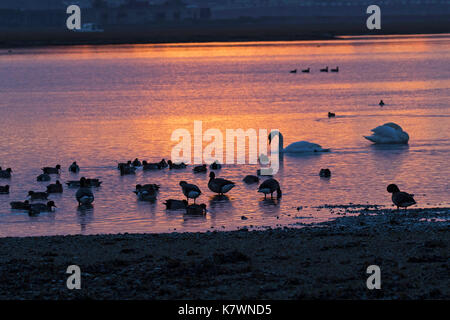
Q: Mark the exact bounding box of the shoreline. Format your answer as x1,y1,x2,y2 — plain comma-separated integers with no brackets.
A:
1,18,449,49
0,207,448,299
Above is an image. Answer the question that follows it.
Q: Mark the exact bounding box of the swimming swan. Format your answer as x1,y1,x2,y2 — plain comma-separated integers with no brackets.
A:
364,122,409,144
268,131,329,153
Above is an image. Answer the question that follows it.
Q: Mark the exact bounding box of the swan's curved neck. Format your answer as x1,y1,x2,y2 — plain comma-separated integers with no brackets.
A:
270,130,284,152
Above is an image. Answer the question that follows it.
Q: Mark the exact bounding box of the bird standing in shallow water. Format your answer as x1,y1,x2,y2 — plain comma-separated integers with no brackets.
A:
208,172,235,195
180,181,201,203
258,178,282,199
387,184,416,210
76,178,94,206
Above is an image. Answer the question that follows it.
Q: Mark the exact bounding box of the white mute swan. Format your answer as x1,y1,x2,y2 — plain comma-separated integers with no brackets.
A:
268,131,329,153
364,122,409,144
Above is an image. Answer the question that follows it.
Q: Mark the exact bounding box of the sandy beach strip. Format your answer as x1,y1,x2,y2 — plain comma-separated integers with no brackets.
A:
0,207,448,300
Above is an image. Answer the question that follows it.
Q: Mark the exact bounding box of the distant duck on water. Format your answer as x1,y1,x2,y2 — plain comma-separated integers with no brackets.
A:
10,200,30,210
0,185,9,194
379,100,385,106
66,178,102,188
331,66,339,72
135,187,157,202
258,178,282,199
135,184,160,193
243,175,259,184
42,165,61,174
290,69,297,73
118,161,132,169
37,173,51,182
328,112,335,118
320,66,328,72
209,161,222,170
0,168,12,178
142,161,162,171
28,201,56,216
208,172,235,195
302,68,310,73
158,159,168,168
47,180,63,193
132,158,142,167
186,203,207,215
193,164,207,173
319,168,331,177
28,191,49,200
168,160,187,170
387,184,416,210
163,199,188,210
69,162,80,173
119,164,136,175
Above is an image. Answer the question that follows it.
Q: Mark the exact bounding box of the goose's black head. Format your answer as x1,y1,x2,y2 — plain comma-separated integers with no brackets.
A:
179,181,187,187
47,201,56,208
209,172,215,179
387,184,400,193
56,165,61,169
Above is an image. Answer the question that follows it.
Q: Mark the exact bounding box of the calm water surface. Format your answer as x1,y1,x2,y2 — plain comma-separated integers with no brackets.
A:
0,35,449,237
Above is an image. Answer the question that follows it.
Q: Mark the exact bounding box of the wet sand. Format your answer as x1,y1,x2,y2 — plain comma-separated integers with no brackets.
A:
0,207,448,300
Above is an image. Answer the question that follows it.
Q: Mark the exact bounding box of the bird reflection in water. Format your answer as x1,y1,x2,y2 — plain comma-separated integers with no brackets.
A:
77,205,94,232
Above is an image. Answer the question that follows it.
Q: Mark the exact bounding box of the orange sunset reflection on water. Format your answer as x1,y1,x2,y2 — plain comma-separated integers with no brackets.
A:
0,34,449,237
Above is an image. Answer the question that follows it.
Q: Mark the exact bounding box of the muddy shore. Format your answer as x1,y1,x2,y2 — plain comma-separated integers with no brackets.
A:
0,207,448,300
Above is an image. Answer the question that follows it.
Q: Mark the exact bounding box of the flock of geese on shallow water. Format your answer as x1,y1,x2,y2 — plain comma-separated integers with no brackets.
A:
0,119,417,216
